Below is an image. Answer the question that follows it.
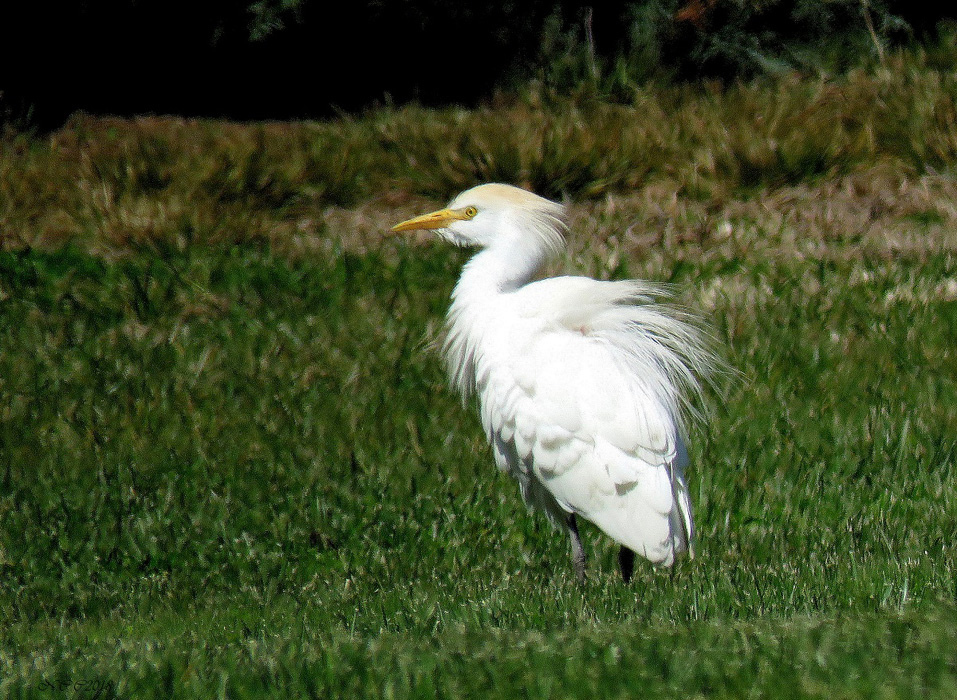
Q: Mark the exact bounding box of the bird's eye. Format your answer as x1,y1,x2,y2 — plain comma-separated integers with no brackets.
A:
463,206,478,219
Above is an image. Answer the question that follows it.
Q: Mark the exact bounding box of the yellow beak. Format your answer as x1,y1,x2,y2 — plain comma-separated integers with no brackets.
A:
391,208,469,233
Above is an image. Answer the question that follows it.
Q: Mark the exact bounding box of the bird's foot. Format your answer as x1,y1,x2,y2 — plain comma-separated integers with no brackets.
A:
572,548,587,584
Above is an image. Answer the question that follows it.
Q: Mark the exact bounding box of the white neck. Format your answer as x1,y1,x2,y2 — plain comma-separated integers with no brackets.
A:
443,236,549,398
455,234,548,299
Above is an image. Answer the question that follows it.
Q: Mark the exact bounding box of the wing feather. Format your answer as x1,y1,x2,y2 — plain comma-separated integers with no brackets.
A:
473,275,707,563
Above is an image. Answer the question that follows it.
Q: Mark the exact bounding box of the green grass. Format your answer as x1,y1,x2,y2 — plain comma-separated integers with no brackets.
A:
3,46,957,697
2,233,957,696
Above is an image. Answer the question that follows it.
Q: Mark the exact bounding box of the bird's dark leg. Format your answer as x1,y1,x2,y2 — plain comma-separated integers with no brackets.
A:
566,513,587,582
618,546,635,583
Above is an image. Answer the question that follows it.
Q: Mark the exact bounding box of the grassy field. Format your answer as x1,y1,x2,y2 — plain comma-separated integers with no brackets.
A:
3,44,957,697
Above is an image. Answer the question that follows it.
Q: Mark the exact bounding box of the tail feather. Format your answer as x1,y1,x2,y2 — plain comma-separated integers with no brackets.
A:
669,436,695,558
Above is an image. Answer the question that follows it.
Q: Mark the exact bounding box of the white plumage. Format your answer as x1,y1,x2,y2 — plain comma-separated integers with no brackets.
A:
392,183,716,581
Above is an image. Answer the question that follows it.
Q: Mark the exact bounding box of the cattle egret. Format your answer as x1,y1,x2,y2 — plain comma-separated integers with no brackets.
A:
392,183,717,582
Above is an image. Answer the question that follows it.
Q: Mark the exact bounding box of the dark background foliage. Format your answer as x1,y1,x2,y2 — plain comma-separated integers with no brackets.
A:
1,1,954,129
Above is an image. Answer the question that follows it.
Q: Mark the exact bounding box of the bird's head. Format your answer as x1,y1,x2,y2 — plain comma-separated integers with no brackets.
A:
391,183,567,258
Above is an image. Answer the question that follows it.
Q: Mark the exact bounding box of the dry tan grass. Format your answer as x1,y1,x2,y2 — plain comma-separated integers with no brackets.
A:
3,49,957,266
572,163,957,267
324,163,957,271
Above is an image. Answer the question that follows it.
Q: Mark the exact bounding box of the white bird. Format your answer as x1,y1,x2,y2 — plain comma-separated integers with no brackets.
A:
392,183,717,582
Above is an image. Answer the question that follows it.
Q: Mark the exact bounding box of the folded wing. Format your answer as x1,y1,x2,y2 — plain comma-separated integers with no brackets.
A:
476,276,701,565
